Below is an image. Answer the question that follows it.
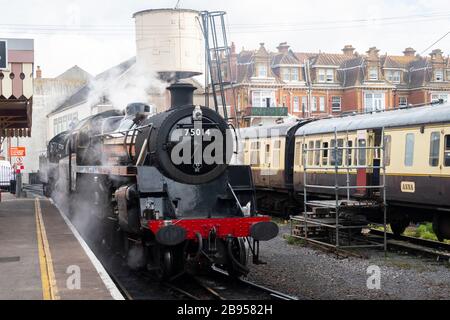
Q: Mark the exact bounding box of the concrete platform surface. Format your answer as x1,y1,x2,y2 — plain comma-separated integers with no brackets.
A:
0,195,122,300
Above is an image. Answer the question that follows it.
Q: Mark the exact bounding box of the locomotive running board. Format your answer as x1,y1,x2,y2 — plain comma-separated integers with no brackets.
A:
75,165,137,176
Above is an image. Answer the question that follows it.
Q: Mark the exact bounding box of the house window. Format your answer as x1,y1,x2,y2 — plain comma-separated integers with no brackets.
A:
252,91,275,108
399,96,407,107
257,64,267,77
404,133,415,167
301,96,307,113
369,67,378,80
429,132,440,167
387,70,401,83
435,69,444,82
291,68,299,81
431,93,449,103
447,70,450,81
326,69,334,82
293,96,300,112
311,97,317,111
364,92,385,112
331,96,341,112
319,97,325,112
282,68,290,81
318,69,326,82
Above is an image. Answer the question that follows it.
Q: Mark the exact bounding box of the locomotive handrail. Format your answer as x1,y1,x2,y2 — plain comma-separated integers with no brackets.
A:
93,123,154,139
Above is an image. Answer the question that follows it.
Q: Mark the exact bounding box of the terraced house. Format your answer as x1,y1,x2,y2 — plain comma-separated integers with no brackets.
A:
221,42,450,127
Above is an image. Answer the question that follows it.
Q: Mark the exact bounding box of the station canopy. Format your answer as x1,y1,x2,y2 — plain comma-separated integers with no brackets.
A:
0,38,34,137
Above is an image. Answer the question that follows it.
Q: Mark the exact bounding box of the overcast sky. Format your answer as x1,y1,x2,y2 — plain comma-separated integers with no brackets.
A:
1,0,449,77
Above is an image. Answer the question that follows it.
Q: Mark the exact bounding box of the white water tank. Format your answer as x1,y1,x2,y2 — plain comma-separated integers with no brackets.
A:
133,8,205,80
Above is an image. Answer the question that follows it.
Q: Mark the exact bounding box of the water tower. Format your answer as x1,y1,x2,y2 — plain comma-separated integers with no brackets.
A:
133,8,205,81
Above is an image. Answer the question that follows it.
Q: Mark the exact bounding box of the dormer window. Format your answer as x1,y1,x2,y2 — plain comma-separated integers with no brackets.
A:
291,68,299,81
435,69,444,82
369,67,378,80
282,68,290,81
318,69,334,83
257,63,267,77
282,67,300,82
386,70,401,84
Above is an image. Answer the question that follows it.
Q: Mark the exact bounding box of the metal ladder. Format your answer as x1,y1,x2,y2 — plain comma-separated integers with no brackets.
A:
199,11,239,127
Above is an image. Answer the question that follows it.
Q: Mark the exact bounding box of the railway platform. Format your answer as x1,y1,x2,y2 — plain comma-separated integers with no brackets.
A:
0,192,123,300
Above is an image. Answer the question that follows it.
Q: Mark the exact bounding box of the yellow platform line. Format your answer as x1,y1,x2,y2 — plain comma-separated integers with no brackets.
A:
35,198,60,300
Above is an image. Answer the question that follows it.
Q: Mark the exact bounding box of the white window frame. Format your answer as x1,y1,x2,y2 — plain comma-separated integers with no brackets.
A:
291,68,299,81
431,93,449,103
369,67,378,81
364,91,385,112
282,68,290,81
311,97,317,111
293,96,300,112
319,97,325,112
318,69,326,83
387,70,401,83
435,69,444,82
257,63,267,78
331,96,341,112
399,96,408,107
301,96,307,113
252,90,276,108
326,69,334,82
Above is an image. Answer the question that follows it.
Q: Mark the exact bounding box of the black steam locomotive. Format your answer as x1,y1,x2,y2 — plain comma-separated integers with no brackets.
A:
42,83,278,278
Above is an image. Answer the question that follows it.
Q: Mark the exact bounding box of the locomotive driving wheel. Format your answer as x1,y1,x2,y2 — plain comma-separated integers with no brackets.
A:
226,238,248,278
390,219,410,237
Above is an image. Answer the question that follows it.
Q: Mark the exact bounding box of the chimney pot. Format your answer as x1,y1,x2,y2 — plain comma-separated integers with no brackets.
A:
277,42,290,53
342,45,355,56
403,47,416,57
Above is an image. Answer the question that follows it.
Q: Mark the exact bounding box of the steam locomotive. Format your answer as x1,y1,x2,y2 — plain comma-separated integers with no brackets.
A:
42,82,278,278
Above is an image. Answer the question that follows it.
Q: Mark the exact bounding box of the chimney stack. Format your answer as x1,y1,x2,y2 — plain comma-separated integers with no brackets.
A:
36,66,42,79
277,42,290,53
342,45,355,56
403,47,416,57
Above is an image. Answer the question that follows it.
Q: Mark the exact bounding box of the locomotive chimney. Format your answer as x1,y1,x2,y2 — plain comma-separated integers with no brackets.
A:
167,82,197,109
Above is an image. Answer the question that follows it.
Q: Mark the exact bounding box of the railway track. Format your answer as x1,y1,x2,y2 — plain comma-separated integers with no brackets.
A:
162,267,299,300
369,229,450,261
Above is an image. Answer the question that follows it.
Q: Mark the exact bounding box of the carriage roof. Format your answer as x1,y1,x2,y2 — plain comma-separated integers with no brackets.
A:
295,101,450,136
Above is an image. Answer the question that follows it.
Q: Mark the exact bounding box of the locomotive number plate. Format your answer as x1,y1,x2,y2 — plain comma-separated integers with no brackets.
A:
400,181,415,193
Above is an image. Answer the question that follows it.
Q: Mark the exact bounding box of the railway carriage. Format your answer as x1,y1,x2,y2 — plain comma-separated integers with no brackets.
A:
240,102,450,241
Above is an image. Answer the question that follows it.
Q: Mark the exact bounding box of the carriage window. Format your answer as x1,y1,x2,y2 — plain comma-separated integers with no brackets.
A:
307,141,314,166
302,143,307,166
330,140,336,165
295,141,301,166
444,135,450,166
314,140,321,166
346,140,353,166
272,140,281,168
404,133,415,166
322,142,329,165
357,139,366,166
384,135,391,166
250,141,260,166
337,139,344,166
429,132,440,167
265,144,271,164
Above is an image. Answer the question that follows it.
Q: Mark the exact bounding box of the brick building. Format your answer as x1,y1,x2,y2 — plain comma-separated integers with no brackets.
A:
219,42,450,127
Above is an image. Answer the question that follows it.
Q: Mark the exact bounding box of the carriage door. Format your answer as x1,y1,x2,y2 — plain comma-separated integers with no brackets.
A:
371,128,383,195
355,130,368,196
260,139,271,188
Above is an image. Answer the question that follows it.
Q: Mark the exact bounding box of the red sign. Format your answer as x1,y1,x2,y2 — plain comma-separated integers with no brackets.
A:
9,147,26,157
